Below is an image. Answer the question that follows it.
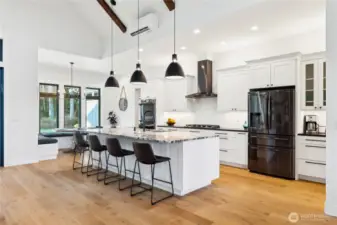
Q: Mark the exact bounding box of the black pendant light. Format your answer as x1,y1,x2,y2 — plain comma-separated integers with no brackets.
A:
105,20,119,88
130,0,147,84
165,0,185,79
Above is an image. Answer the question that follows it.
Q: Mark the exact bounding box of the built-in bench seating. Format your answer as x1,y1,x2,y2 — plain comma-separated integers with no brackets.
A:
38,135,59,161
38,130,89,161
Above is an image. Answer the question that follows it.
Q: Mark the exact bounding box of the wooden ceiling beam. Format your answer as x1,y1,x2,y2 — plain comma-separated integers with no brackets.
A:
163,0,175,11
97,0,127,33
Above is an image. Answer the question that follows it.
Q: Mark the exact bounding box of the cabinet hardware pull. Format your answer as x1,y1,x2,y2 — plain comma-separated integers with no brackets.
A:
220,138,228,140
215,133,228,135
314,106,317,109
237,133,246,135
267,84,269,87
319,106,322,109
305,139,326,142
220,149,228,152
305,161,326,166
305,145,326,149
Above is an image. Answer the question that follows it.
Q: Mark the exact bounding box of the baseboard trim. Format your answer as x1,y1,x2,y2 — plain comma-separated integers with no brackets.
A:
298,174,326,184
220,161,247,169
5,158,39,167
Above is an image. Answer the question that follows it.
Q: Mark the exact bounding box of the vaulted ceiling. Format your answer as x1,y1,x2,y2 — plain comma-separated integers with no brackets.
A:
28,0,325,61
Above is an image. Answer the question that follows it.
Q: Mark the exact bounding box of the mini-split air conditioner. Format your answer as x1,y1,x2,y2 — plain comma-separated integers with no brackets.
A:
130,13,158,37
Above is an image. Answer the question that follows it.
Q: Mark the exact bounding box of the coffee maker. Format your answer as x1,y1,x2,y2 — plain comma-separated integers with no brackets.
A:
303,115,319,134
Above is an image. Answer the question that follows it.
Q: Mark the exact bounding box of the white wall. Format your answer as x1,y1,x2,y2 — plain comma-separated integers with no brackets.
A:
0,1,39,166
325,0,337,217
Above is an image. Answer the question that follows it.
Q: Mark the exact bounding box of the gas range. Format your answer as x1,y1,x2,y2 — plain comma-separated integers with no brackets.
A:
185,124,220,129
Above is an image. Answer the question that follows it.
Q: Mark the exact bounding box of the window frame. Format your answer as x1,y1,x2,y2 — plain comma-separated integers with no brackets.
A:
39,83,59,132
85,87,101,128
63,85,82,128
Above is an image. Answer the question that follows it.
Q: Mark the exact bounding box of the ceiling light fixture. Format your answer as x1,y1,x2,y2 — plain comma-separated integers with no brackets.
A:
139,48,143,52
251,25,259,31
165,0,185,80
193,29,201,34
130,0,147,84
180,46,186,50
105,20,120,88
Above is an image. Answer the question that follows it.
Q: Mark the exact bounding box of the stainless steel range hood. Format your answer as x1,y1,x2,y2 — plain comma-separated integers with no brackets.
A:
186,60,217,99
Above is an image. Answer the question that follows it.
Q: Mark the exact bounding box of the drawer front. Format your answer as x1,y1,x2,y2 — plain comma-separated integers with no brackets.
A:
298,143,326,162
298,136,326,147
298,159,326,179
220,149,247,166
249,134,294,148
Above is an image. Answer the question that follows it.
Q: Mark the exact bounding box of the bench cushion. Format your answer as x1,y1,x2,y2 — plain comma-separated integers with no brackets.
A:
38,135,58,145
41,131,88,138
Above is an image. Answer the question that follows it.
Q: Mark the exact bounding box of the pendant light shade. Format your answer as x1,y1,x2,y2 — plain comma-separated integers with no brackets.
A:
165,54,185,79
105,70,120,87
105,20,119,88
130,63,147,84
165,0,185,79
130,0,147,84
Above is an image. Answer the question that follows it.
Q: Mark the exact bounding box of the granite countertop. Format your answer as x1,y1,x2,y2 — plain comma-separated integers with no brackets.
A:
157,125,248,133
86,128,219,143
298,133,326,137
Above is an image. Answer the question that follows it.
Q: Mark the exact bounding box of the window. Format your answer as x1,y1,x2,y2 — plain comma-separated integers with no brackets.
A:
85,88,101,128
39,83,59,132
64,86,81,128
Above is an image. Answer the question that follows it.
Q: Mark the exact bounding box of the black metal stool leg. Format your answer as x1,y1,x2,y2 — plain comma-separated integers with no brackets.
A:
151,160,175,205
104,155,121,185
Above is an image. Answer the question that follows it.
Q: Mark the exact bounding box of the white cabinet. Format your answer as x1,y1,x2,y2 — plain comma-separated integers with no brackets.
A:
249,64,270,88
301,59,326,110
296,136,326,183
249,59,297,88
164,76,195,112
217,70,250,112
271,60,296,87
216,131,248,168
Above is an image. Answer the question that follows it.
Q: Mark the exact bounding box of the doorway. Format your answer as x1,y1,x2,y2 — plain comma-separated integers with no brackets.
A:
0,68,3,167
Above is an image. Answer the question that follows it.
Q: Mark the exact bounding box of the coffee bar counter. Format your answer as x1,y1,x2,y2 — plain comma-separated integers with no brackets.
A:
87,128,220,196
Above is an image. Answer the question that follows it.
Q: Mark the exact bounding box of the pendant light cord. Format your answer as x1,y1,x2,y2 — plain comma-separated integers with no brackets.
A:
111,20,114,72
174,2,176,54
137,0,140,62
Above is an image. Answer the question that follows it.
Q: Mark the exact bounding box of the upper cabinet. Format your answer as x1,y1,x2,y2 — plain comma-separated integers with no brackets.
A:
301,54,326,110
217,69,250,112
164,76,195,112
248,58,297,88
217,53,299,112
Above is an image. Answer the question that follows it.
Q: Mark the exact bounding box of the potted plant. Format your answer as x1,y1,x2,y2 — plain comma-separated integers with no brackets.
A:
107,111,118,128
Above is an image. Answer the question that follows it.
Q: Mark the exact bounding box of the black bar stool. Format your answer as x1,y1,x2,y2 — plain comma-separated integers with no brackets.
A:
104,138,137,190
87,135,108,181
72,131,89,173
131,142,174,205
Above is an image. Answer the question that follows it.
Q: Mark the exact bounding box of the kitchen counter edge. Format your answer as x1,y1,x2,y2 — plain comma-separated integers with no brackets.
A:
158,125,248,133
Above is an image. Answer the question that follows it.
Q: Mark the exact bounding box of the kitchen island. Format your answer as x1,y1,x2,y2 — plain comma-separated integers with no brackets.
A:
87,128,220,196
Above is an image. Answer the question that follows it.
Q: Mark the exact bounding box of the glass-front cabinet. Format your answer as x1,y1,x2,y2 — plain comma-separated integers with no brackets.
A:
302,57,326,110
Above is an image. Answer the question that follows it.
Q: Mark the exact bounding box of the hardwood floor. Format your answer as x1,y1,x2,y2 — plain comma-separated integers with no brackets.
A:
0,153,336,225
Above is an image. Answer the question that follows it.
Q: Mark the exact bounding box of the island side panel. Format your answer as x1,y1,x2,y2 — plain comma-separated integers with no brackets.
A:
181,137,220,195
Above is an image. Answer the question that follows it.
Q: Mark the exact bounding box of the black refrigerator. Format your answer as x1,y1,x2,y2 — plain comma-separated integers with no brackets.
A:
248,86,295,179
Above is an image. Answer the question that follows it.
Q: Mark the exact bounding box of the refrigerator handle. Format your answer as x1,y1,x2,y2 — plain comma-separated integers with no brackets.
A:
269,94,272,130
266,93,269,130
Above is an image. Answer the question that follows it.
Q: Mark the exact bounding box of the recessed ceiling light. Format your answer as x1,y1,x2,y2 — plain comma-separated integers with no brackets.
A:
139,48,143,52
180,46,187,50
251,25,259,31
193,29,201,34
221,41,227,45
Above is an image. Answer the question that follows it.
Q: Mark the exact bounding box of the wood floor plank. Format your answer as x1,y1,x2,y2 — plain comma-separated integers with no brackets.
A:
0,153,336,225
